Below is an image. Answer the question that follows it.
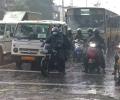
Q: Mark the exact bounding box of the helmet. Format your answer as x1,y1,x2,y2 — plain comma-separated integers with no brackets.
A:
77,28,82,34
93,28,100,35
87,28,93,33
51,27,59,35
67,28,72,33
67,27,71,31
52,27,59,32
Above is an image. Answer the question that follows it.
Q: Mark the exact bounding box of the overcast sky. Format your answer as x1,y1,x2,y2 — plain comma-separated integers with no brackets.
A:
53,0,120,15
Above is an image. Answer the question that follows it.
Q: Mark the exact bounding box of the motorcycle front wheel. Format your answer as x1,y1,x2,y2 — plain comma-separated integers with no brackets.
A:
41,57,49,76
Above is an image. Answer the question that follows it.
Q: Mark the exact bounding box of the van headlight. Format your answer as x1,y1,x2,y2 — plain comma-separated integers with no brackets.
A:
89,42,96,47
13,48,18,53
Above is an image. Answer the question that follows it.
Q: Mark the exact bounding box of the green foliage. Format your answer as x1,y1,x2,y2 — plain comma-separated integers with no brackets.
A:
13,0,54,20
12,0,29,11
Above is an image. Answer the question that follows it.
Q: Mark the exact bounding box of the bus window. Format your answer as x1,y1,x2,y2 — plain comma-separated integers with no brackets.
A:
0,24,5,35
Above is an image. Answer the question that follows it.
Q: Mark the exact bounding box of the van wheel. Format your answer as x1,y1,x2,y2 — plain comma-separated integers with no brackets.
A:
0,49,3,65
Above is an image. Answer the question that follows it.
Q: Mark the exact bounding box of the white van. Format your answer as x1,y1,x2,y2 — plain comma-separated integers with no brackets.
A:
0,21,18,65
0,11,42,65
11,20,67,70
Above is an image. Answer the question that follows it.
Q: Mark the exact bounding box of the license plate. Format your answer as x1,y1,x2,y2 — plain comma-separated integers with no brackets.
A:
21,56,35,61
88,59,94,63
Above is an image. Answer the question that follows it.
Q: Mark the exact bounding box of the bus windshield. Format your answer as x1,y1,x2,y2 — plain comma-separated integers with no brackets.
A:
67,8,105,31
0,24,5,35
76,15,104,27
15,24,49,40
5,24,17,34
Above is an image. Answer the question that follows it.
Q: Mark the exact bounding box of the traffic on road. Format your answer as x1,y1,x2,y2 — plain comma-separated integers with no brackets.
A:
0,1,119,99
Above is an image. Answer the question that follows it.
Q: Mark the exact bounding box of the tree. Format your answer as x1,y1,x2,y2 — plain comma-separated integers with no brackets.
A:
12,0,29,11
13,0,54,20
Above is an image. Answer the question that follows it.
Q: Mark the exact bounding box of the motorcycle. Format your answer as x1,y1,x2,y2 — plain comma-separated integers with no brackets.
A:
41,43,65,76
84,41,101,73
73,39,84,62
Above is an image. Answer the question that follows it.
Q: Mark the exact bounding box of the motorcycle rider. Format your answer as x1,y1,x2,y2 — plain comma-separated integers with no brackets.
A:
87,28,106,73
73,28,84,62
88,28,105,50
66,28,74,59
67,28,73,42
87,28,93,37
45,26,70,73
82,28,93,72
112,52,119,75
75,28,84,41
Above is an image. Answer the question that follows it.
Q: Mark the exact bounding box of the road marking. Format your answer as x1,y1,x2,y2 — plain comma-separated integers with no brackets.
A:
0,69,61,74
0,70,112,77
0,63,15,68
0,81,118,88
0,88,117,100
0,69,114,78
0,63,115,76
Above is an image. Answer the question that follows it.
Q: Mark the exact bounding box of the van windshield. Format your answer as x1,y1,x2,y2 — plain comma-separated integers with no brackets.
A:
15,24,49,39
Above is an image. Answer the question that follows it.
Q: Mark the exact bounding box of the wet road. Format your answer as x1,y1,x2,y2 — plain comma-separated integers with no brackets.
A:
0,57,119,100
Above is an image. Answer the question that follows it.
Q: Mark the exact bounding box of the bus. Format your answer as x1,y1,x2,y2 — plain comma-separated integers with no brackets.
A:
65,7,119,47
11,20,67,70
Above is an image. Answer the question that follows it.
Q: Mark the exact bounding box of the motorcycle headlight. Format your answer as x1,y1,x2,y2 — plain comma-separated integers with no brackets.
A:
89,42,96,47
117,44,120,48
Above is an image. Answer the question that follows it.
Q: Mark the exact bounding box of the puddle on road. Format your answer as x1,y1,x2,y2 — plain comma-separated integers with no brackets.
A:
0,59,119,99
0,92,118,100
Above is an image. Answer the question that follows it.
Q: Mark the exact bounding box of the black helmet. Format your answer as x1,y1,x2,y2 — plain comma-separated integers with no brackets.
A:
51,27,59,35
52,27,59,32
87,28,93,33
93,28,100,35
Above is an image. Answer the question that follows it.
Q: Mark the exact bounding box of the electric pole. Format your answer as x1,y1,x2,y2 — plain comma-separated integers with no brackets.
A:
86,0,88,7
61,0,64,21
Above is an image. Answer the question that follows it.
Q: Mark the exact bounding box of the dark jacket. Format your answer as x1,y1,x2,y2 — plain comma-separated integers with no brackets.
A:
46,32,71,60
